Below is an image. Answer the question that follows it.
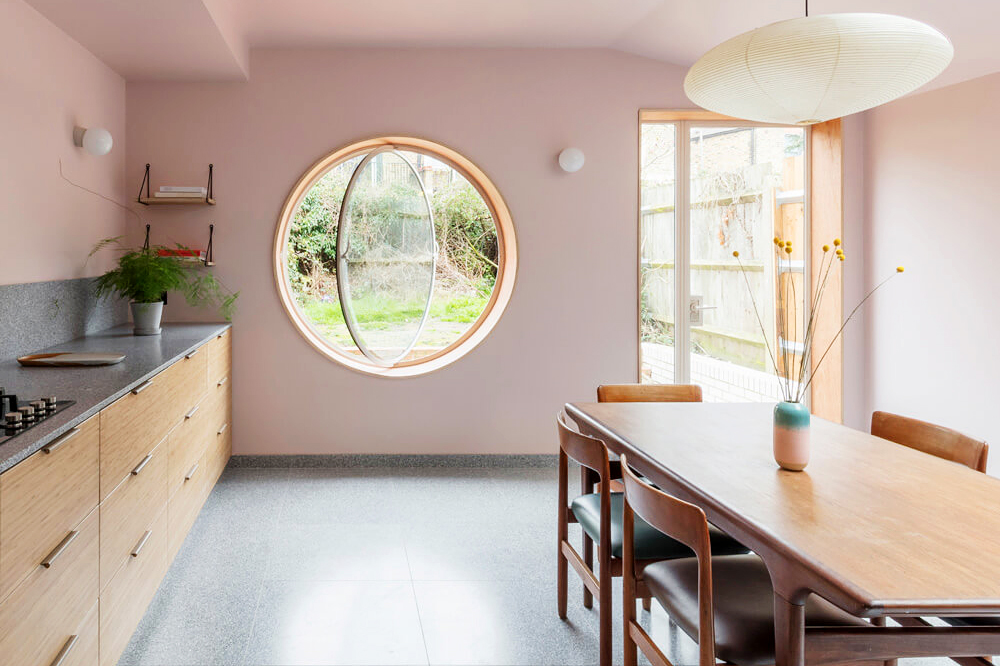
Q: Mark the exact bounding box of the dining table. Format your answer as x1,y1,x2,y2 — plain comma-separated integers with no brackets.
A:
564,401,1000,666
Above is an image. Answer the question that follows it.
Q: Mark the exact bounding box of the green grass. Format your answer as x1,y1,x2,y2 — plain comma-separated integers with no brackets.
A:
300,291,489,330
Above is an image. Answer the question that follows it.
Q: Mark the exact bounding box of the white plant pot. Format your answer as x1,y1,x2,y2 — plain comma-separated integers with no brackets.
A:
131,301,163,336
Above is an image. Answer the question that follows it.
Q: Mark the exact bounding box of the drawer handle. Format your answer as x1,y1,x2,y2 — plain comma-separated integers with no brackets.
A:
41,531,79,568
49,634,79,666
217,376,228,387
185,349,200,359
131,453,153,475
185,405,200,420
217,332,226,338
131,379,154,395
217,423,228,436
42,427,80,454
131,530,152,557
185,463,200,481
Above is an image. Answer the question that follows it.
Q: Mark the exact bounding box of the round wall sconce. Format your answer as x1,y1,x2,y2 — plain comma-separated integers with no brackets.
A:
73,126,114,156
558,147,585,173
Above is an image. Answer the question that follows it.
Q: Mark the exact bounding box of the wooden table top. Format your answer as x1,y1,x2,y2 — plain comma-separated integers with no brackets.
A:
566,401,1000,615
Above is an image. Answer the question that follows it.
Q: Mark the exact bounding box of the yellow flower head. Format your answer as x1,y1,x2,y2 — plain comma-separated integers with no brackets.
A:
822,244,830,252
732,250,740,258
784,246,793,254
833,238,842,247
896,266,905,273
785,240,792,247
836,248,844,256
838,255,845,261
773,236,780,245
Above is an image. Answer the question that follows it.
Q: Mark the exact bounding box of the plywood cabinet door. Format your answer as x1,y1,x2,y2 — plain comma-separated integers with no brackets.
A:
0,415,99,600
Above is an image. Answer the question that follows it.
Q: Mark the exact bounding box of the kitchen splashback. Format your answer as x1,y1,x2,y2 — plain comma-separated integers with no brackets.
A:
0,278,127,361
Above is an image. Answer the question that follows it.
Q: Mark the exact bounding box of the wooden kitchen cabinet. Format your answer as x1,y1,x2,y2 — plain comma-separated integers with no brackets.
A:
0,509,99,666
0,413,99,600
0,327,232,666
99,441,168,590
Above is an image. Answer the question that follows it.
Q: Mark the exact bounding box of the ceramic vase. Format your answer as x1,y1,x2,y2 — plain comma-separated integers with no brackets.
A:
131,301,163,336
773,401,810,471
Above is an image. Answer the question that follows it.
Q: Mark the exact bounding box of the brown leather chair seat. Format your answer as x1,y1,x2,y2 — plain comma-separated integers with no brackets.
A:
571,492,748,559
643,553,867,666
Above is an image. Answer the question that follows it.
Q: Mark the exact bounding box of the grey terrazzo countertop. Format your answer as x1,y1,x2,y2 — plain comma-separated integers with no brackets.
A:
0,322,231,474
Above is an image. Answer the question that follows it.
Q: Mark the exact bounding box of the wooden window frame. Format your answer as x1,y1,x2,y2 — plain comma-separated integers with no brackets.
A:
637,110,843,420
273,136,518,378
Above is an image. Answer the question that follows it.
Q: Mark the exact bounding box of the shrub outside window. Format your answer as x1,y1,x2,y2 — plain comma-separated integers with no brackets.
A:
274,137,517,377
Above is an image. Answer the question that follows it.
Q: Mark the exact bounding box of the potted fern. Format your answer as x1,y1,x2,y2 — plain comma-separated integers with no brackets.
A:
92,238,237,335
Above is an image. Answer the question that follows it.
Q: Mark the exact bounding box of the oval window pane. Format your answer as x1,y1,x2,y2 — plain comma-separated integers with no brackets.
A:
338,150,435,364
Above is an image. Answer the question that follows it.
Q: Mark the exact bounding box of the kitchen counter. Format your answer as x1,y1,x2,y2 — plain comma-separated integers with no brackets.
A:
0,322,231,473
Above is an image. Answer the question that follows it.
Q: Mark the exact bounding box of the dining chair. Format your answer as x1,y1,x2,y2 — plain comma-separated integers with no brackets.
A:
597,383,703,403
873,411,994,666
619,453,869,666
871,411,988,472
556,412,747,666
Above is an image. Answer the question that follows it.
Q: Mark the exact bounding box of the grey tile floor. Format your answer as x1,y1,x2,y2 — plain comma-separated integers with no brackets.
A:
120,465,958,666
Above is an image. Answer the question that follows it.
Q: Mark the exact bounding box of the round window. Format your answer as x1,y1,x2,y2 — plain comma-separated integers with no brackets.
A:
274,137,517,376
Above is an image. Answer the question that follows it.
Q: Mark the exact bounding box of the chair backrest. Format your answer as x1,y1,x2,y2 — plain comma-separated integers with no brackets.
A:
621,454,716,666
556,411,610,478
871,411,989,473
597,383,703,403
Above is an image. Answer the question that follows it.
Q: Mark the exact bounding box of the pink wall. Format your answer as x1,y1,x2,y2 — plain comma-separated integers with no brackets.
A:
126,48,690,454
0,0,126,285
864,72,1000,475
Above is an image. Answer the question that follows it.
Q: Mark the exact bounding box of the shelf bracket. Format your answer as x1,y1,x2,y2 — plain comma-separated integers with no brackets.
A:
137,164,151,205
205,224,215,266
206,164,214,203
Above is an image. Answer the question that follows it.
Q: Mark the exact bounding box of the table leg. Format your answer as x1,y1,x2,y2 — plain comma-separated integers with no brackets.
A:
774,593,805,666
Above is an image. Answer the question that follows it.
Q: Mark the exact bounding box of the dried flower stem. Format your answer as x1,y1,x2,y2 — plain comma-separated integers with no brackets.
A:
735,255,782,384
798,270,901,395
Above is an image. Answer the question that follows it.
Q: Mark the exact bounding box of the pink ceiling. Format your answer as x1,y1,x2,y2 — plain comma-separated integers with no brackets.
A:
23,0,1000,89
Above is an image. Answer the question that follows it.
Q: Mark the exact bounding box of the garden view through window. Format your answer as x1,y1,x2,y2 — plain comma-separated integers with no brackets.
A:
277,139,513,375
640,120,808,402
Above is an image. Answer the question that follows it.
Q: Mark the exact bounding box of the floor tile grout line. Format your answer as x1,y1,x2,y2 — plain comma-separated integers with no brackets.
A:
236,570,269,664
403,544,433,666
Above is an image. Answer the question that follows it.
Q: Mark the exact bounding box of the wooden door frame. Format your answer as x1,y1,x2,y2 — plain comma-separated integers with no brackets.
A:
637,110,844,421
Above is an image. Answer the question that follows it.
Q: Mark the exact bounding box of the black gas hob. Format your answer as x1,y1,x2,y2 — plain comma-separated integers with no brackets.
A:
0,388,75,445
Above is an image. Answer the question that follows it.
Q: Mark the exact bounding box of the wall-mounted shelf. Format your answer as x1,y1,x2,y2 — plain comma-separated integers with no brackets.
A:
139,196,216,206
137,163,215,206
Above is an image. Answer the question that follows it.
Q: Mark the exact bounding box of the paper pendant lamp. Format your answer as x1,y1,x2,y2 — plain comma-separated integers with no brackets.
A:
683,13,953,125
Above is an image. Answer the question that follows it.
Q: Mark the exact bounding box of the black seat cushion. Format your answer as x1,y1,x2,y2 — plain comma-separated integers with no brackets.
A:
643,554,867,666
570,492,748,560
944,617,1000,627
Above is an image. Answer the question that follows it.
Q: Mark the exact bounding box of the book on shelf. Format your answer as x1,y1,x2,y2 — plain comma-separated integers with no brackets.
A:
153,191,208,198
157,248,206,262
159,186,208,194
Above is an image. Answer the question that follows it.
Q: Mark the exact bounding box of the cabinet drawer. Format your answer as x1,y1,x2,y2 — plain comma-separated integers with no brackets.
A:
167,448,209,561
162,347,208,427
55,601,99,666
99,373,170,500
207,328,231,387
167,397,213,498
207,415,232,483
0,415,99,599
0,509,98,666
99,508,168,666
99,443,167,590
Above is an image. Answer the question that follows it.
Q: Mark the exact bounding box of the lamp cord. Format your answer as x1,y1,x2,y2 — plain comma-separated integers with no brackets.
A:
805,0,809,17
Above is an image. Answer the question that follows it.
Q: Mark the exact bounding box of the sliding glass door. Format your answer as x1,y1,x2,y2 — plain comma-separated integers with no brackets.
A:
640,118,808,402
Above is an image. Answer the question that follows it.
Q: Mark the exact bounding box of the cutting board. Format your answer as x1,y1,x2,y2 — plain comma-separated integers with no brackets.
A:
17,352,126,367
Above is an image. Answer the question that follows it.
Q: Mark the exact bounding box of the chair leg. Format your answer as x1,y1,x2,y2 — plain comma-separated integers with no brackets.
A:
642,597,652,612
582,533,594,609
557,544,567,619
871,617,896,666
599,555,613,666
